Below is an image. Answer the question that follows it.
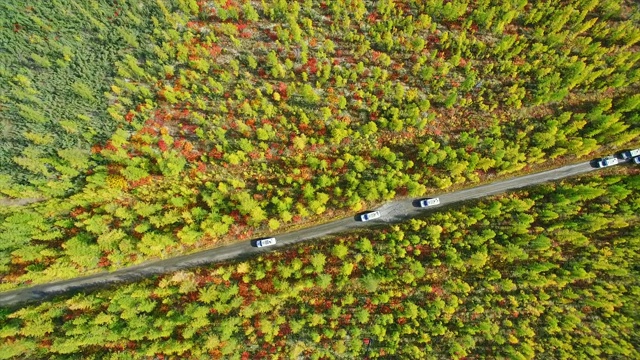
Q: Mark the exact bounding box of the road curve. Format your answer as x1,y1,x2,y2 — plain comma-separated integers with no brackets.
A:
0,160,613,307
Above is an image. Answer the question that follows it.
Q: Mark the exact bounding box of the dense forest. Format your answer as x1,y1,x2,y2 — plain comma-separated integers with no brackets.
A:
0,0,161,198
1,170,638,358
1,1,639,357
1,0,639,290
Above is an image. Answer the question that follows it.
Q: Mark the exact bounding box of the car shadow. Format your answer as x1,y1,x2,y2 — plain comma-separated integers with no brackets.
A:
589,159,601,168
411,199,423,208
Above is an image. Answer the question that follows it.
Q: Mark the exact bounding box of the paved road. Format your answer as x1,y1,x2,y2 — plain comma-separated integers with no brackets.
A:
0,160,617,307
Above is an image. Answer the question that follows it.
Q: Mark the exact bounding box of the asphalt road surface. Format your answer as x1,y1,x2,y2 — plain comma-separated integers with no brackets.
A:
0,160,620,307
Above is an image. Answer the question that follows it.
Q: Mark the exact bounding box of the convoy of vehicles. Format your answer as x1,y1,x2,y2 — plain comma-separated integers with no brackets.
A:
253,151,636,246
618,148,640,160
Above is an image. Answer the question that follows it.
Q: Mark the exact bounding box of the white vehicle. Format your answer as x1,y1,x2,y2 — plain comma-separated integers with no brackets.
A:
620,148,640,160
597,156,618,168
359,211,381,222
634,156,640,164
419,198,440,207
254,237,276,248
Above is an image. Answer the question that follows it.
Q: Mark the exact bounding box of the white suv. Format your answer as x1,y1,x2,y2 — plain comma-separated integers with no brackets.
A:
253,237,276,247
619,148,640,160
418,198,440,207
359,211,381,222
597,156,618,168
